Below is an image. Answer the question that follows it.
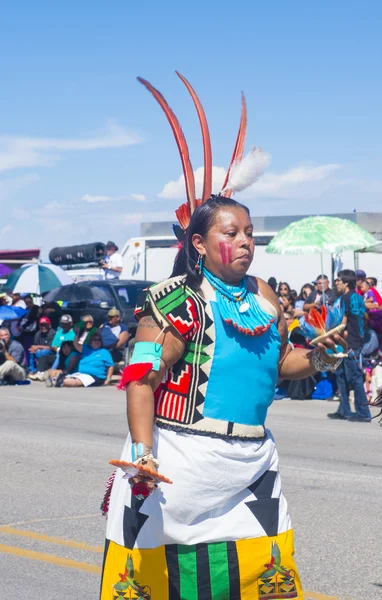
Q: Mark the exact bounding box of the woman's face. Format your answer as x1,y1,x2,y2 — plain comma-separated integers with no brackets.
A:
302,287,311,298
280,296,291,309
84,318,94,329
192,207,254,284
62,344,71,356
279,284,289,296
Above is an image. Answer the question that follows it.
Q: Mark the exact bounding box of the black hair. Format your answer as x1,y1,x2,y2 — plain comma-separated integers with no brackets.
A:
57,341,76,370
280,292,295,308
171,195,250,291
267,277,277,293
338,269,356,290
367,277,377,287
316,274,329,281
298,283,314,300
277,281,291,296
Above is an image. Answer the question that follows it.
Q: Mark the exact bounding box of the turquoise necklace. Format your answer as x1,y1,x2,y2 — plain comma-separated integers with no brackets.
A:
203,268,275,337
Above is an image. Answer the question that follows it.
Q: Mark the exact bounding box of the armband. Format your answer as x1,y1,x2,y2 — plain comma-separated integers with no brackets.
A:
117,341,163,389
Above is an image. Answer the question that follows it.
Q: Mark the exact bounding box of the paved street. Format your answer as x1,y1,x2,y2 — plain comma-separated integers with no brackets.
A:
0,384,381,600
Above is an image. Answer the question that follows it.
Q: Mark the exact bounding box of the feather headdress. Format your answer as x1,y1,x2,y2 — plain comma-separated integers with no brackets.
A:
138,73,269,232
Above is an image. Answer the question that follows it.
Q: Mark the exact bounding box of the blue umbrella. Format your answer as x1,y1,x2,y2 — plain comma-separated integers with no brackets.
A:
0,306,27,321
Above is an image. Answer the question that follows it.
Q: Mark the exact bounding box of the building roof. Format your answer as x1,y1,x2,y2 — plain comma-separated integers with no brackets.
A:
140,212,382,240
0,249,41,261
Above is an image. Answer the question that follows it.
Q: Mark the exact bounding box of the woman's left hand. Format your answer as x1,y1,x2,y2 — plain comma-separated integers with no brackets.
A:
317,331,348,360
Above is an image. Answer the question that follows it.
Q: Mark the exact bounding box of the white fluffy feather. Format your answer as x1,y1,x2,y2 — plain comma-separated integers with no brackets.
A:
223,147,271,193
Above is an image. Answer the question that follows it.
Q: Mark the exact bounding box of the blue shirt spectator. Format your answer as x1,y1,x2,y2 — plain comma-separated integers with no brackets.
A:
79,342,114,380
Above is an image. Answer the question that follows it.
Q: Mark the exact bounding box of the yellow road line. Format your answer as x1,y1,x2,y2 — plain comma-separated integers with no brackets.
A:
0,526,103,553
3,513,99,527
0,544,102,574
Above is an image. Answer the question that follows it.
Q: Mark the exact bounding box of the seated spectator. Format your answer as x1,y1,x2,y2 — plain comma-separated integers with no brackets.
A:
355,269,366,296
279,293,296,328
46,341,80,387
361,280,380,310
365,276,382,305
74,315,98,351
58,333,114,388
0,292,11,306
99,308,129,363
40,301,62,330
294,284,314,318
10,292,27,309
17,296,41,352
0,327,26,384
303,275,336,310
28,317,56,379
36,314,75,372
277,282,291,297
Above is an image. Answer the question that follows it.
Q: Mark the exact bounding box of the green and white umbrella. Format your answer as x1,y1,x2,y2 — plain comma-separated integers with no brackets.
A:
266,216,377,255
5,263,72,295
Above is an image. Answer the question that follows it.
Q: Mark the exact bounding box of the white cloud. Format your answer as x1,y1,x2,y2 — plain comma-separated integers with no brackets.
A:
159,166,227,199
0,120,141,173
251,163,342,198
0,224,12,236
81,194,114,203
159,162,342,201
81,193,146,203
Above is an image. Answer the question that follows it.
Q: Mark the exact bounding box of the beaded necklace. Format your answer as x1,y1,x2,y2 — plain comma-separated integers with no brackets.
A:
203,268,274,337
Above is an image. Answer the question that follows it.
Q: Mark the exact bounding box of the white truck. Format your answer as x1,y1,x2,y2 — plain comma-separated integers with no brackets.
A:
120,233,380,291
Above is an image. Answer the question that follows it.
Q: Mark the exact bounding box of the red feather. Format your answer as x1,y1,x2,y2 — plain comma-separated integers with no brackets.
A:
222,92,248,197
117,363,153,390
175,203,192,231
138,77,196,214
176,71,212,203
305,307,326,334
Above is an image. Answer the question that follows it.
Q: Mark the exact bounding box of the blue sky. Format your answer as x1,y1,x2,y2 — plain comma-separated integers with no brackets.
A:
1,0,381,256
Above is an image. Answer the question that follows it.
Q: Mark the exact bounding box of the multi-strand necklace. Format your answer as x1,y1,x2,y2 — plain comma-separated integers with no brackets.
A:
203,268,274,337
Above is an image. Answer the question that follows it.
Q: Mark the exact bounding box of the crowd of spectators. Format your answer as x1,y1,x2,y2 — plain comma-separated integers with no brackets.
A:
1,268,381,421
0,301,129,389
267,269,382,422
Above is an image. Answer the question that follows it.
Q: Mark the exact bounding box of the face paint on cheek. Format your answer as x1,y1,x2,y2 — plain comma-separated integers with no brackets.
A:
219,242,233,265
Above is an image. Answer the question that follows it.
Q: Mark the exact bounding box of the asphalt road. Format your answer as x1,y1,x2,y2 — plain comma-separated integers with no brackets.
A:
0,384,381,600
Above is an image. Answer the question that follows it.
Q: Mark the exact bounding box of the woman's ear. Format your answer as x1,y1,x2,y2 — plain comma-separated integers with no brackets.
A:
191,233,206,256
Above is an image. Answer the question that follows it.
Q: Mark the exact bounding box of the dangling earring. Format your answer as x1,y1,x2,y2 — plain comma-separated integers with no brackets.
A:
195,254,204,274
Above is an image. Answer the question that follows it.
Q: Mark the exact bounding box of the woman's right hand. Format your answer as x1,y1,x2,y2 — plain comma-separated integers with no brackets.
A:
129,459,158,499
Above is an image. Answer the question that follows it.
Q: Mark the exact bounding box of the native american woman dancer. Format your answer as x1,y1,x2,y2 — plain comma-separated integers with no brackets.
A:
100,73,346,600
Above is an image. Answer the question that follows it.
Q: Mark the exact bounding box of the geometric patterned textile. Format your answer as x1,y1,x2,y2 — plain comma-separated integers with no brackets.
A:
100,531,304,599
134,275,277,441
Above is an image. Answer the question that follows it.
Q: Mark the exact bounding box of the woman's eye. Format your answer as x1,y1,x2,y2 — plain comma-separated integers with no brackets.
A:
226,232,236,237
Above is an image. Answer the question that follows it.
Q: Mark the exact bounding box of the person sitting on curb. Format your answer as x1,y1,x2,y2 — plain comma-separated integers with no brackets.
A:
55,333,114,388
36,314,76,375
73,315,98,352
28,317,56,380
99,308,129,363
0,327,27,384
46,341,80,387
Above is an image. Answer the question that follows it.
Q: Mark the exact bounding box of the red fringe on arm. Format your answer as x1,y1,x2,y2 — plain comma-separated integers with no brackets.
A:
117,363,153,390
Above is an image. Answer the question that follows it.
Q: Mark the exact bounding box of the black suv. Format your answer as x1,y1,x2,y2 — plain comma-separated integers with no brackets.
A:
44,279,154,335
